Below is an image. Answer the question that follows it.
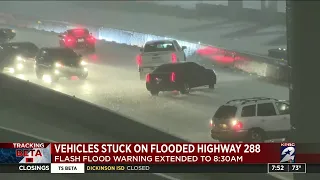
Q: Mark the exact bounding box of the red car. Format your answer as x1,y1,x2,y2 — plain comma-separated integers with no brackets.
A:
58,28,96,53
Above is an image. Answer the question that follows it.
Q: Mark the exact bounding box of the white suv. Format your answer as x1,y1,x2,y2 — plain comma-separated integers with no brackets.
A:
210,97,291,142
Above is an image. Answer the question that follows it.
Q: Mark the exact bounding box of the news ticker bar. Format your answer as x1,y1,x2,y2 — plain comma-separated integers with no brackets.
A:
0,163,316,173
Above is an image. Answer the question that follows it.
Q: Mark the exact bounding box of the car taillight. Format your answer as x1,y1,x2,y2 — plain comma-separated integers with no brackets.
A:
136,54,142,66
231,119,243,130
170,72,176,82
171,53,177,63
146,73,151,83
87,36,96,43
73,29,85,36
65,36,75,46
210,120,215,127
66,36,74,42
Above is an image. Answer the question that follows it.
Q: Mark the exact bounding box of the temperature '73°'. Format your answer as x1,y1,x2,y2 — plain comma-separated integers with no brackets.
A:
289,163,306,173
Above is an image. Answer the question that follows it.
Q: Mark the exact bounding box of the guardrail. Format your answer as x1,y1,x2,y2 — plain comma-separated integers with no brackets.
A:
2,13,288,84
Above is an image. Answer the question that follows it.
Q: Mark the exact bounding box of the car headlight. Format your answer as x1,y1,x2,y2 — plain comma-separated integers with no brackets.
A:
11,29,15,33
230,119,238,126
16,56,23,61
17,63,23,70
55,62,63,68
80,60,87,66
210,120,214,127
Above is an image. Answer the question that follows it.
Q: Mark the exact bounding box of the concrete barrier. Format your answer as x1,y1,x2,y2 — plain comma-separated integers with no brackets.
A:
195,46,288,84
3,13,288,84
149,1,286,13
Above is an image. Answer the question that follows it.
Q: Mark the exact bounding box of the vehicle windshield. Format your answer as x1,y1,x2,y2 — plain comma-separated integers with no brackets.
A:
0,1,299,180
144,41,175,52
11,43,39,56
268,49,287,59
68,29,89,36
214,105,237,119
47,49,79,62
0,28,12,33
47,49,78,58
153,64,182,73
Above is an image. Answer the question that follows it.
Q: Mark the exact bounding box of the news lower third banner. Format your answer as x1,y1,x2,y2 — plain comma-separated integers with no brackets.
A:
0,163,314,173
0,142,318,173
0,142,304,164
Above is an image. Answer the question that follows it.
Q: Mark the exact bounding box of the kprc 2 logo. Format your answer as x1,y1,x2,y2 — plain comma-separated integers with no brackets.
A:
280,143,296,163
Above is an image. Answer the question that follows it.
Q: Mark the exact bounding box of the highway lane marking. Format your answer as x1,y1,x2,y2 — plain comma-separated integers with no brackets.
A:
0,125,180,180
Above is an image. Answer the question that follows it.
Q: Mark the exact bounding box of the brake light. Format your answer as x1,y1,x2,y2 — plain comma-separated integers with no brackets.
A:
171,53,177,63
65,36,75,46
210,120,215,127
65,36,74,42
170,72,176,82
87,35,96,43
73,29,84,34
146,73,151,83
136,54,142,66
231,119,243,130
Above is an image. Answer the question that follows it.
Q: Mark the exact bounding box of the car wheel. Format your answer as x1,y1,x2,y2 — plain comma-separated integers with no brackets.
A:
79,72,88,80
247,129,265,142
139,72,146,81
59,42,65,48
51,75,59,83
36,70,43,79
209,77,216,89
87,46,95,53
150,90,159,96
209,84,215,89
180,83,190,94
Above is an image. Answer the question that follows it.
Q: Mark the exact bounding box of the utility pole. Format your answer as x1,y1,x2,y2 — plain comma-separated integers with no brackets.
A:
288,1,320,179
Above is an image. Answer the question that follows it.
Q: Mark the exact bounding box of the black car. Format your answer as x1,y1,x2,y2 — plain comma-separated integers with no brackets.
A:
146,62,217,96
58,28,96,53
0,42,38,73
0,28,16,43
268,48,287,60
35,47,88,82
